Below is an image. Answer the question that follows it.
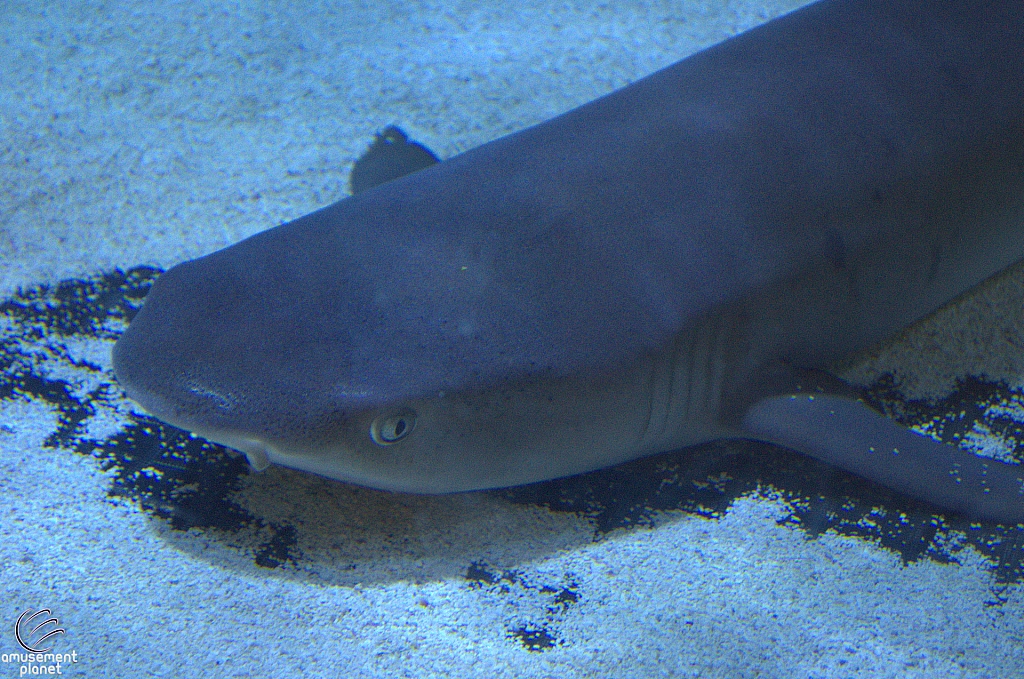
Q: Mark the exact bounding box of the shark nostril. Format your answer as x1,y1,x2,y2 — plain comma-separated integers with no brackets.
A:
184,381,237,412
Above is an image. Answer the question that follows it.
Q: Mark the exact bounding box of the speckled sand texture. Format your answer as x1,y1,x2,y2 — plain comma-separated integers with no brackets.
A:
2,1,1024,677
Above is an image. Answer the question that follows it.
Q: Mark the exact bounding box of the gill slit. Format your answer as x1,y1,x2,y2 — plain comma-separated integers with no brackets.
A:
641,312,730,449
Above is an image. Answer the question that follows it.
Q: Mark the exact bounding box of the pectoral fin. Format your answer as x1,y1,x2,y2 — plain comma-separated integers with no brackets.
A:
740,394,1024,523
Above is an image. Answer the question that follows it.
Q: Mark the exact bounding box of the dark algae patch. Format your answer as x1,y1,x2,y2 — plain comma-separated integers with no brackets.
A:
0,268,161,452
465,561,580,651
505,379,1024,589
510,627,559,652
3,265,1024,589
0,266,298,569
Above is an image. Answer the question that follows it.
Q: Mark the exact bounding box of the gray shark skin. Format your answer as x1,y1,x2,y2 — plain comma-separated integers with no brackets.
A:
113,0,1024,522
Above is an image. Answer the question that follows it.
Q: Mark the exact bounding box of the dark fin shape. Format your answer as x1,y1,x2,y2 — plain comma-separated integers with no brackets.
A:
348,126,440,194
741,394,1024,523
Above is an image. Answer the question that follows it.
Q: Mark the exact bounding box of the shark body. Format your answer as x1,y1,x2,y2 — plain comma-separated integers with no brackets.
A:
114,0,1024,521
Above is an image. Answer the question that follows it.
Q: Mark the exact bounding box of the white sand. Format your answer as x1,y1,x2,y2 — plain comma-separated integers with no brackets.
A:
2,1,1023,677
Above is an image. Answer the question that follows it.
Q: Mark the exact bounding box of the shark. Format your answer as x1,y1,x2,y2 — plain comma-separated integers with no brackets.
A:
113,0,1024,522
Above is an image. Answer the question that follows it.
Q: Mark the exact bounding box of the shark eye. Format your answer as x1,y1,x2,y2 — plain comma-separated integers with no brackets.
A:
370,409,417,445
